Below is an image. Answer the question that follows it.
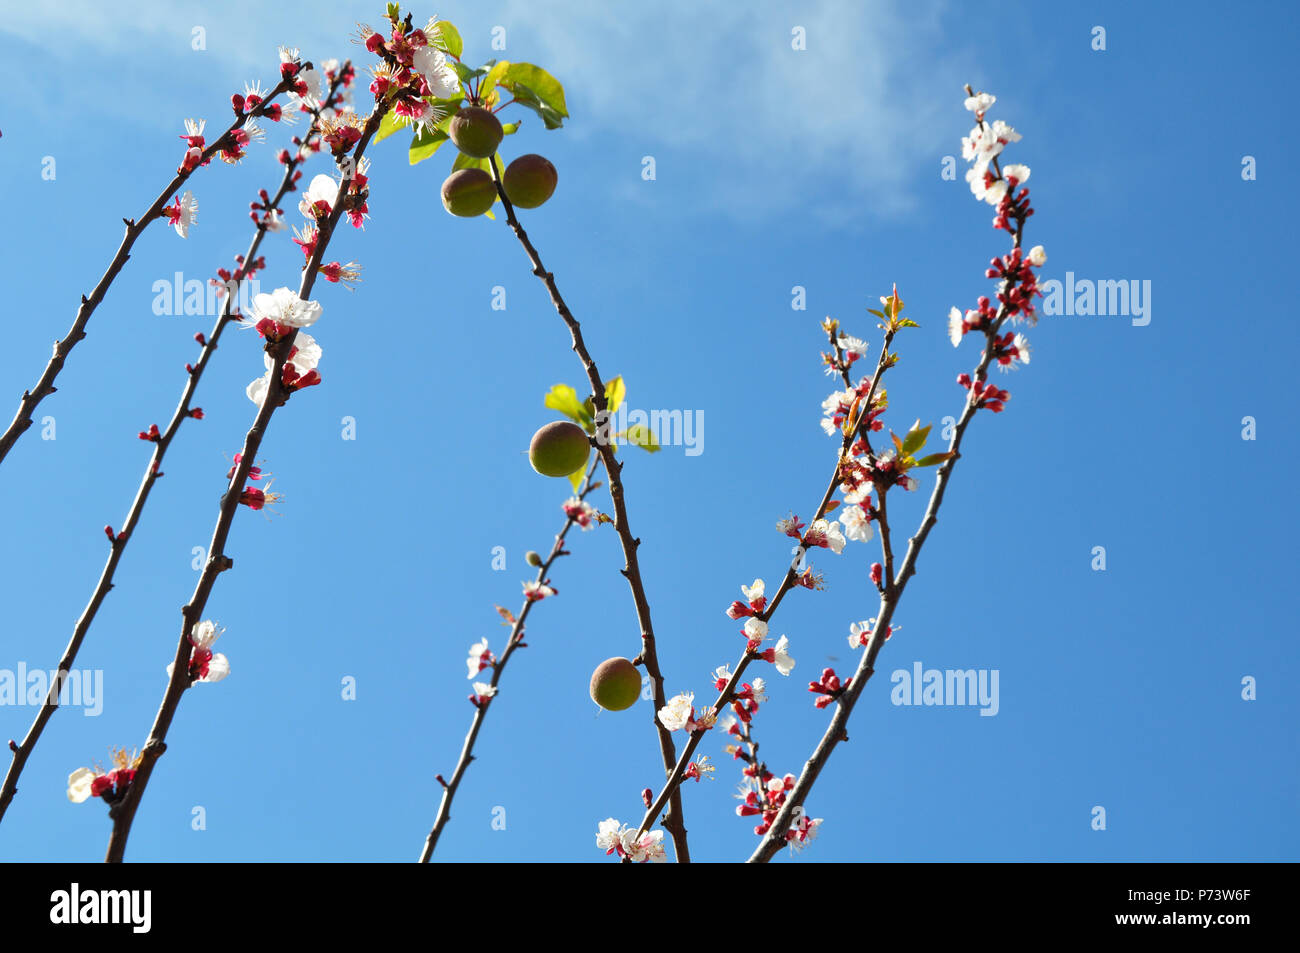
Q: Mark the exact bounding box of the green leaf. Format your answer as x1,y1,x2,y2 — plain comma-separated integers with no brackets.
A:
375,111,405,144
499,63,568,114
896,318,921,329
914,452,955,468
620,425,661,452
433,20,462,58
501,120,520,136
409,127,448,165
496,63,568,128
479,60,510,105
866,308,885,319
544,384,593,430
452,61,486,84
566,466,586,493
451,152,506,178
451,150,484,172
510,84,566,129
604,376,626,415
890,431,904,454
901,422,931,457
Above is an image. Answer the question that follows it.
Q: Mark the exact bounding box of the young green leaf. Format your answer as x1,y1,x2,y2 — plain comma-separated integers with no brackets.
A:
452,61,486,84
497,63,568,117
604,376,626,415
544,384,593,430
914,452,955,468
620,425,661,453
479,60,511,104
409,127,448,165
433,20,463,58
566,466,586,493
901,422,931,457
451,152,506,177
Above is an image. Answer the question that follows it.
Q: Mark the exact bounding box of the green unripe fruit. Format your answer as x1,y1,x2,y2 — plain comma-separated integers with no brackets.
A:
590,657,641,712
529,420,590,478
503,154,558,209
441,169,497,218
448,106,504,159
525,551,543,567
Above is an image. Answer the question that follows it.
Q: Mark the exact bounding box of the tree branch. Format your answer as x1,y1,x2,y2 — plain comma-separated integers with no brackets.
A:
0,68,350,828
103,93,385,863
418,460,603,862
0,69,305,471
487,161,690,863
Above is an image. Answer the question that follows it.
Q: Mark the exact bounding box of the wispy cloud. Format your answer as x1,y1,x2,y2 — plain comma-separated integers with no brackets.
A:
3,0,969,223
493,0,963,221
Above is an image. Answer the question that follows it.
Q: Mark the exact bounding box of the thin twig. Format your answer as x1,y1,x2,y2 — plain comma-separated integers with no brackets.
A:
0,68,350,828
747,104,1033,862
418,460,603,862
102,94,387,863
0,70,305,471
631,328,897,845
487,163,691,862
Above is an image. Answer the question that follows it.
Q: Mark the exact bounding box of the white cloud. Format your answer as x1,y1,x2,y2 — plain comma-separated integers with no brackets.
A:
494,0,963,221
2,0,971,223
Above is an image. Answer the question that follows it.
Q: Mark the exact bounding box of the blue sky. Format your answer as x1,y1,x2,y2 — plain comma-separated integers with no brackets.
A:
0,0,1296,862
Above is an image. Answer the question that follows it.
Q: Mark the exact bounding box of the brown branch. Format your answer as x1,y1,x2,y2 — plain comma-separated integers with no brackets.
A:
0,69,306,472
632,327,899,844
0,69,350,828
102,95,386,863
418,460,603,862
747,99,1034,862
487,162,691,862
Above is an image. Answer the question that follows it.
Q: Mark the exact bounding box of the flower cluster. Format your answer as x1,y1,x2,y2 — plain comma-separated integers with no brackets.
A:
562,497,597,529
298,164,371,230
165,620,230,684
657,691,717,733
595,818,667,863
820,378,879,436
683,755,715,783
726,678,767,726
212,253,268,299
734,771,822,850
67,748,143,806
235,463,281,511
808,667,849,709
466,639,495,678
951,90,1047,408
820,328,869,377
361,17,460,132
468,681,497,709
848,618,896,649
956,374,1011,413
725,578,766,619
246,287,323,341
801,517,846,553
522,580,555,602
163,191,198,238
178,118,210,173
755,635,796,676
247,330,322,406
219,121,266,165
